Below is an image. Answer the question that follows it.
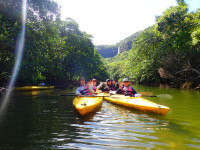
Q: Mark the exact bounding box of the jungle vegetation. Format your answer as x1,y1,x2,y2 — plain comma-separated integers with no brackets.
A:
1,0,199,89
103,1,200,89
0,0,109,86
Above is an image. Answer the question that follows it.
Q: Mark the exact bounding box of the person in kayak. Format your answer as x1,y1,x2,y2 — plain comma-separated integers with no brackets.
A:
116,78,141,97
100,79,117,92
91,78,97,92
39,81,45,86
76,77,93,96
112,80,119,90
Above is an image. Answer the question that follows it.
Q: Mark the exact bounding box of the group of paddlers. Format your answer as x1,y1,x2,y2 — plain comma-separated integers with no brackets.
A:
75,77,141,97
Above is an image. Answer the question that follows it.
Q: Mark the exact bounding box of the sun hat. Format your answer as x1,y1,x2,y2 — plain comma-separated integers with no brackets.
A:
123,78,130,82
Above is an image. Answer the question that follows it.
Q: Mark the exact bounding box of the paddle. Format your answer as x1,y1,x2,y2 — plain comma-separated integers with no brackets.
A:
110,91,172,99
59,94,109,97
139,92,172,99
59,94,76,96
61,91,172,99
66,92,76,94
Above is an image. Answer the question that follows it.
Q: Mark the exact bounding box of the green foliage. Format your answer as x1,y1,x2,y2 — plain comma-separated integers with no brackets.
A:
103,3,200,88
1,0,200,88
192,28,200,45
0,0,108,86
0,11,20,85
191,9,200,48
103,52,129,82
95,45,118,58
126,26,162,84
117,31,141,53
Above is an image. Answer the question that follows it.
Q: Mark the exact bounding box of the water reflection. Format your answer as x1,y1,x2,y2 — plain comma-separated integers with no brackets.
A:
67,101,170,149
75,107,102,125
0,87,200,149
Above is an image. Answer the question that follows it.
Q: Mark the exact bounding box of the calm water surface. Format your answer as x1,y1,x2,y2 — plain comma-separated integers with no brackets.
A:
0,85,200,149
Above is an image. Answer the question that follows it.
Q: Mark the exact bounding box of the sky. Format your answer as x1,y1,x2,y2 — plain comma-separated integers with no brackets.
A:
54,0,200,45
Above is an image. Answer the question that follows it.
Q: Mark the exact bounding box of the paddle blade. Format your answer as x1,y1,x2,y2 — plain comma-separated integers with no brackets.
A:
109,94,126,99
156,94,173,99
139,92,173,99
139,92,153,96
109,91,116,95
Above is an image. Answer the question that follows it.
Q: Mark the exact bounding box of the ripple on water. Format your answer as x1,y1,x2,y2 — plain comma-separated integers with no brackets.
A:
64,104,170,149
2,87,200,149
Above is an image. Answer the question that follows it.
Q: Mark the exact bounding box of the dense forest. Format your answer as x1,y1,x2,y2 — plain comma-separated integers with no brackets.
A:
1,0,199,89
0,0,109,86
103,1,200,89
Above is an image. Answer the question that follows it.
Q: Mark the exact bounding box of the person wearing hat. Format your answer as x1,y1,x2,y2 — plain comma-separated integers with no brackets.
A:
116,78,141,97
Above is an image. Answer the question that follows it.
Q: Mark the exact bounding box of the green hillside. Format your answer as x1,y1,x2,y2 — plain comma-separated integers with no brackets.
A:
96,31,141,58
102,1,200,89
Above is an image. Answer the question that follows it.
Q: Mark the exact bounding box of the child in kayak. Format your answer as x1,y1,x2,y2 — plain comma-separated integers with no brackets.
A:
116,78,141,97
76,77,94,96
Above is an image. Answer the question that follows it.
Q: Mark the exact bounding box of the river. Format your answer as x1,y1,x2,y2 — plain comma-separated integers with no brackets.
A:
0,85,200,149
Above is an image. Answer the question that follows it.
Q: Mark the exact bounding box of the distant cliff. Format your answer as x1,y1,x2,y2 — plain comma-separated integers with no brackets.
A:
95,31,141,58
117,31,140,53
95,45,118,58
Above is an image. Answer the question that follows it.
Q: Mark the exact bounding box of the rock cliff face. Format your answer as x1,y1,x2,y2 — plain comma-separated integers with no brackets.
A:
95,31,141,58
95,45,118,58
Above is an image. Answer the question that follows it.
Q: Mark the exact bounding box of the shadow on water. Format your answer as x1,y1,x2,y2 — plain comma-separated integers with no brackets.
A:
0,90,81,149
74,107,102,125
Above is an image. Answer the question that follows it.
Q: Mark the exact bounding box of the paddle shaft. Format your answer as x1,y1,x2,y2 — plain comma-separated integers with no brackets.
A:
63,92,171,99
59,94,109,97
61,94,157,97
142,95,157,97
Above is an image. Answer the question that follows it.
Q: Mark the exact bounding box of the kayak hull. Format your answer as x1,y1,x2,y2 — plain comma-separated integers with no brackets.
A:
73,97,103,117
13,86,54,91
104,95,170,115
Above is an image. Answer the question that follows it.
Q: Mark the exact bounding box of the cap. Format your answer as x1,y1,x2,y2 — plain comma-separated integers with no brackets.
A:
123,78,130,82
92,79,97,81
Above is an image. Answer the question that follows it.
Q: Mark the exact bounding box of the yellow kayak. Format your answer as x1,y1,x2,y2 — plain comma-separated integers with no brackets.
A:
73,96,103,117
13,86,55,91
103,94,170,115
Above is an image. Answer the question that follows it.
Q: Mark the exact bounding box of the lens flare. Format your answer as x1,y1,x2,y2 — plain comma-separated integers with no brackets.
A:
0,0,27,116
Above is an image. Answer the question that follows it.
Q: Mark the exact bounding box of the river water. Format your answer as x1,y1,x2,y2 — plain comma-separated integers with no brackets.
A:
0,85,200,149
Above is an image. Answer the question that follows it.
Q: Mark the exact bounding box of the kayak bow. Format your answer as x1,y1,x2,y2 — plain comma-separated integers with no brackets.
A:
13,86,54,91
73,96,103,117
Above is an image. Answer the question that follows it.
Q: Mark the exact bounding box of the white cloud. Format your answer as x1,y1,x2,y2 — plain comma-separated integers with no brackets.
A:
54,0,177,45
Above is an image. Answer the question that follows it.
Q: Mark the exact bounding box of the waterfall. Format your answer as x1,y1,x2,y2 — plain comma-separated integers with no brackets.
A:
118,47,120,55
